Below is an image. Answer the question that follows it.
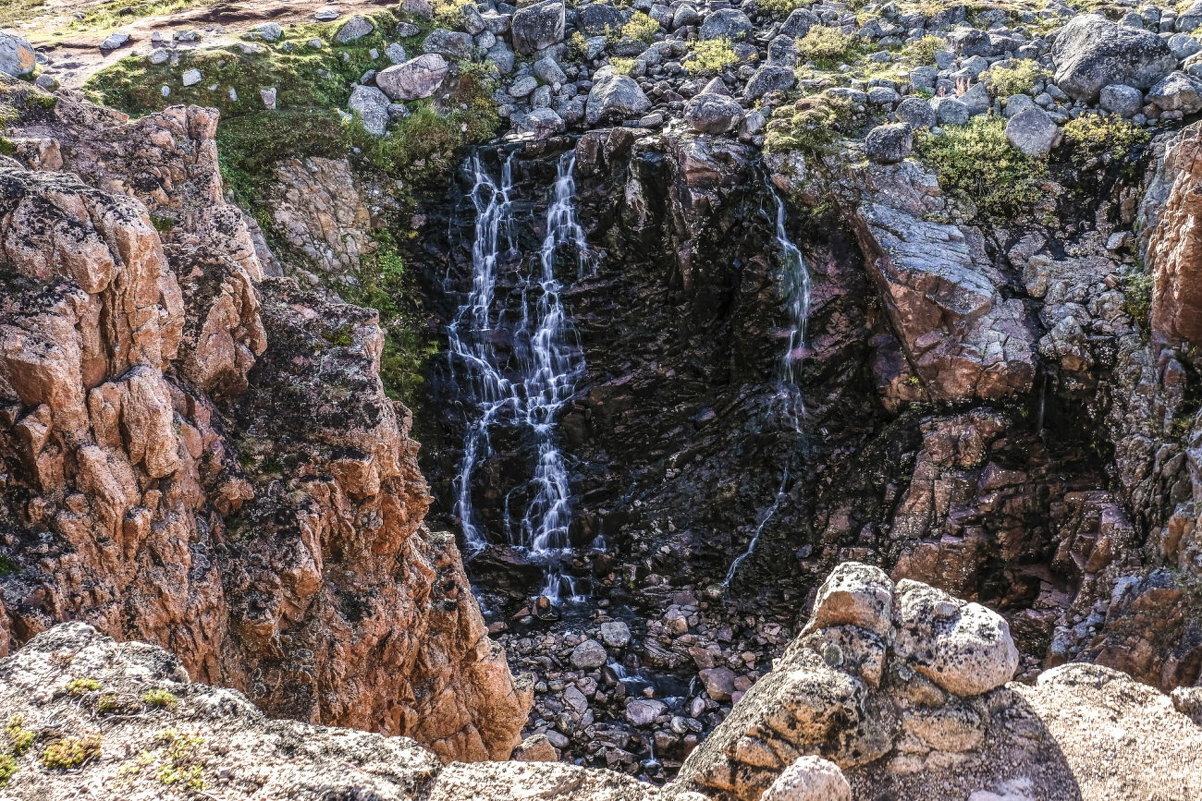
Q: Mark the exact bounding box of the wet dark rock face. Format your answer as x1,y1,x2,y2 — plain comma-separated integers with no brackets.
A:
409,122,1202,779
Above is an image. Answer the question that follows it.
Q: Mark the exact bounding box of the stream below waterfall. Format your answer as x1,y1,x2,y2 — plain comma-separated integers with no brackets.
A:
447,148,593,604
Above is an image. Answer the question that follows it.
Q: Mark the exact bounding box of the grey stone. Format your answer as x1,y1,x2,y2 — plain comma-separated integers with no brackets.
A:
1003,93,1036,117
515,107,565,138
253,22,283,41
579,3,627,36
744,65,794,100
699,8,752,41
260,87,277,109
396,22,422,37
685,93,744,133
348,85,391,135
511,0,565,55
376,53,450,100
895,96,936,128
99,32,131,50
1148,70,1202,113
672,4,701,30
481,10,511,34
625,698,667,726
534,55,566,85
1169,33,1202,60
509,75,538,97
385,42,408,64
1051,13,1177,101
462,4,487,35
569,639,607,670
865,123,913,164
1100,83,1144,117
780,8,819,38
585,69,651,124
314,8,340,21
1005,106,1060,156
423,29,474,60
931,96,971,126
34,73,59,91
181,68,202,87
334,15,375,44
148,48,170,65
487,43,516,74
599,621,631,648
867,85,901,106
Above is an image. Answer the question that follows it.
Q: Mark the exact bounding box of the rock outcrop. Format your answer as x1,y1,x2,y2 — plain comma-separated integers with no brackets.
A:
0,80,529,762
2,571,1198,800
1147,121,1202,348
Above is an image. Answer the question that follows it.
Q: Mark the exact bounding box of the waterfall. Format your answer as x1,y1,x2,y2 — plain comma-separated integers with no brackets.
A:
449,150,591,603
724,185,812,588
771,186,811,432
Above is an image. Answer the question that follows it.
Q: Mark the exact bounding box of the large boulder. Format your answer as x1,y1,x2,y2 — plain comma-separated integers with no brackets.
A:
865,123,913,164
585,69,651,125
699,8,752,41
892,579,1020,696
423,28,474,60
511,0,566,55
1051,14,1177,101
1147,70,1202,113
1004,106,1060,156
685,93,744,134
0,33,36,77
376,54,450,100
744,65,795,100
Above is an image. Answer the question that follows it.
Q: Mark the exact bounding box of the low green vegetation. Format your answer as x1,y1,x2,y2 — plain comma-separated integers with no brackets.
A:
0,0,46,27
685,38,739,75
4,716,35,756
432,0,471,27
764,93,857,157
796,26,861,67
914,116,1046,222
609,57,639,76
84,10,496,406
1122,265,1154,330
118,730,206,791
141,690,178,709
65,678,102,696
981,59,1047,97
0,754,15,787
0,554,17,575
41,734,102,769
618,12,660,44
905,34,944,64
341,232,439,405
71,0,218,33
756,0,801,19
1061,113,1150,163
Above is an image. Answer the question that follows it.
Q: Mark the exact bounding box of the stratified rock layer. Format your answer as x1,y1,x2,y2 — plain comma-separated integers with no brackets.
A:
0,80,529,762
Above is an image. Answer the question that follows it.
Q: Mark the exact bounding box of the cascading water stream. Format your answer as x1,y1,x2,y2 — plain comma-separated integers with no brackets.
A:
448,150,592,603
723,184,812,589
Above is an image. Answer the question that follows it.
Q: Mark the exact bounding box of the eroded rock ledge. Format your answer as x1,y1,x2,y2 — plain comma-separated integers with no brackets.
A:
0,566,1198,800
0,78,529,762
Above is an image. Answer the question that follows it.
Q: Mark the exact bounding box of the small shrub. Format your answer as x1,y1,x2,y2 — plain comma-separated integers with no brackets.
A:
756,0,800,19
65,678,102,696
610,57,638,76
1122,266,1154,330
618,12,660,43
981,59,1047,97
685,38,739,75
154,731,205,791
4,715,35,755
764,93,857,156
797,26,859,66
914,116,1047,222
141,690,178,709
0,754,16,787
1061,113,1150,163
566,31,591,60
432,0,470,27
41,735,102,769
906,34,944,64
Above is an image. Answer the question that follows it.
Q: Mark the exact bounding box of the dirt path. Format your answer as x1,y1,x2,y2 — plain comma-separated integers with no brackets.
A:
4,0,394,88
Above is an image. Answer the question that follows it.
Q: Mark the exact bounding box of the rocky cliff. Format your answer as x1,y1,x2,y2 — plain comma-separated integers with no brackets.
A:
0,77,529,762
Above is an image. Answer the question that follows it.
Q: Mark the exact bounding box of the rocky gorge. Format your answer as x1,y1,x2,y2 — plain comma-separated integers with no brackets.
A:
1,0,1202,797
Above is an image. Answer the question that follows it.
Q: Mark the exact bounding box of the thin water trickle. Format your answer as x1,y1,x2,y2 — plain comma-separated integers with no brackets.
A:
449,150,592,603
723,184,813,589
